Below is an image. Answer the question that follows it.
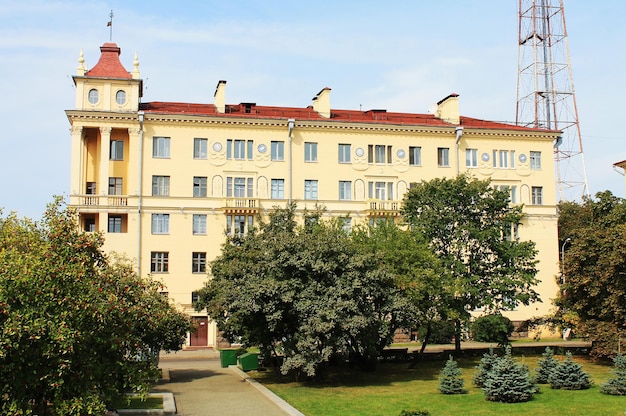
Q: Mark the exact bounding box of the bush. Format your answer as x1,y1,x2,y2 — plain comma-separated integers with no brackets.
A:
600,354,626,395
473,346,499,388
535,346,559,384
549,352,592,390
417,320,455,344
483,346,537,403
471,314,514,346
438,355,467,394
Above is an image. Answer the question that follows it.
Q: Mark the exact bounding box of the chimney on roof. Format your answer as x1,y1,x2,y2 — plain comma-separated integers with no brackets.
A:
214,80,227,114
313,87,331,118
434,93,460,124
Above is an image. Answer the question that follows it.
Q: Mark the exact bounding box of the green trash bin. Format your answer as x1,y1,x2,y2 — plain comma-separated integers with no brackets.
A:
219,349,238,368
237,352,259,371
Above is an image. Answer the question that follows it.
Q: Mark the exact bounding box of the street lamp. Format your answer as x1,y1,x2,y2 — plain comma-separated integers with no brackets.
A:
560,237,571,284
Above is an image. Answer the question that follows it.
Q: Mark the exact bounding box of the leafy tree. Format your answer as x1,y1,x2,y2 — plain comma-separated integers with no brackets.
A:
535,346,559,384
351,220,452,355
196,203,410,380
416,320,455,345
473,345,499,388
557,192,626,357
402,174,540,351
483,345,537,403
549,352,592,390
471,313,514,347
600,354,626,395
438,355,466,394
0,199,191,415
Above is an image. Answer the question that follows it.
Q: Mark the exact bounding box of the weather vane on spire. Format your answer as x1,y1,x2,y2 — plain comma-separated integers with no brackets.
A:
107,10,114,41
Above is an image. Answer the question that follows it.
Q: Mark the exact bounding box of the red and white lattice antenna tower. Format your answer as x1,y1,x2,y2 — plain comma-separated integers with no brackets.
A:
516,0,589,201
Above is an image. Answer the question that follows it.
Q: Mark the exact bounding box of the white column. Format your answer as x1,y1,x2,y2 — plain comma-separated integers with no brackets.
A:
98,126,112,196
69,126,84,205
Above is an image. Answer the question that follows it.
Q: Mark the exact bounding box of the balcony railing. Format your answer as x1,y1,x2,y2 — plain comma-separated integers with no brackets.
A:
224,198,258,209
368,200,400,211
74,194,131,208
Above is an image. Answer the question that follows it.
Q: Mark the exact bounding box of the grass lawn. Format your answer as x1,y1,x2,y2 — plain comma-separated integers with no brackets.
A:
110,395,163,410
251,353,626,416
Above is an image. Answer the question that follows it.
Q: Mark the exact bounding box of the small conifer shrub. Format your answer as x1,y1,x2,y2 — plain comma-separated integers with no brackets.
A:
549,351,592,390
483,346,537,403
473,345,499,388
535,346,559,384
438,355,467,394
600,354,626,395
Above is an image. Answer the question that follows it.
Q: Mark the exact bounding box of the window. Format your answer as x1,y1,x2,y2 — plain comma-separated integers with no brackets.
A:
88,88,99,104
368,145,392,164
338,144,351,163
530,151,541,170
531,186,543,205
151,214,170,234
115,90,126,105
86,182,96,195
193,176,207,197
227,139,253,160
108,177,122,195
152,176,170,196
495,185,518,204
226,215,254,235
339,181,351,200
493,149,516,169
466,149,478,168
192,252,206,273
409,146,421,166
83,215,96,232
368,181,393,200
304,180,318,200
194,138,208,159
110,140,124,160
339,217,352,233
504,223,519,242
305,142,318,162
108,215,123,233
271,179,284,199
192,214,207,235
437,148,450,167
153,137,170,158
226,177,254,198
271,141,284,161
191,291,200,304
150,252,169,273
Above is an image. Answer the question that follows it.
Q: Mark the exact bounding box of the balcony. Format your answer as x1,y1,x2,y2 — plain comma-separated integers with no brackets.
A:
72,194,133,209
367,200,401,217
223,198,259,214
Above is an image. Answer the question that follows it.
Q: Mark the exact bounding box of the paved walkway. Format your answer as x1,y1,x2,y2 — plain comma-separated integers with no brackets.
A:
155,349,303,416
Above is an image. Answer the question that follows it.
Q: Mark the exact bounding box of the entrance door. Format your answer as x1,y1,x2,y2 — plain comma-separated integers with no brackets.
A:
190,317,208,347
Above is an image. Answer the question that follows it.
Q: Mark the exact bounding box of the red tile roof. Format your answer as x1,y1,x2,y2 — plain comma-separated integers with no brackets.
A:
85,43,131,79
139,101,553,132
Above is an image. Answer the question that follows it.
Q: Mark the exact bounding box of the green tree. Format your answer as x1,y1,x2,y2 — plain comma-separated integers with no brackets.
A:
471,313,514,347
351,220,452,355
472,345,499,388
402,174,540,351
196,203,410,379
0,199,191,415
557,191,626,357
600,354,626,395
438,355,466,394
483,346,537,403
535,346,559,384
549,352,592,390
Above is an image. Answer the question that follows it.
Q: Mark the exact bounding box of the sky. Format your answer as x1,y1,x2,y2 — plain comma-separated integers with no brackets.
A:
0,0,624,219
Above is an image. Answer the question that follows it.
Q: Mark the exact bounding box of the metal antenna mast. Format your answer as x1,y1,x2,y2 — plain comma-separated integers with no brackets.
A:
516,0,589,201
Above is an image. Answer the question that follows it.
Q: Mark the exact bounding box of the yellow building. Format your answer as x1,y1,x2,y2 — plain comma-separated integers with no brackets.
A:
67,43,561,347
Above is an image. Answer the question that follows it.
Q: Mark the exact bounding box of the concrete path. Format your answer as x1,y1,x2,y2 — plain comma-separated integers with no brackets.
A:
154,349,303,416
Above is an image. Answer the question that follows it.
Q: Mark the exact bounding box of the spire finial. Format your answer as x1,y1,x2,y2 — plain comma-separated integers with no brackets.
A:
77,48,85,75
107,10,114,41
132,51,140,79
